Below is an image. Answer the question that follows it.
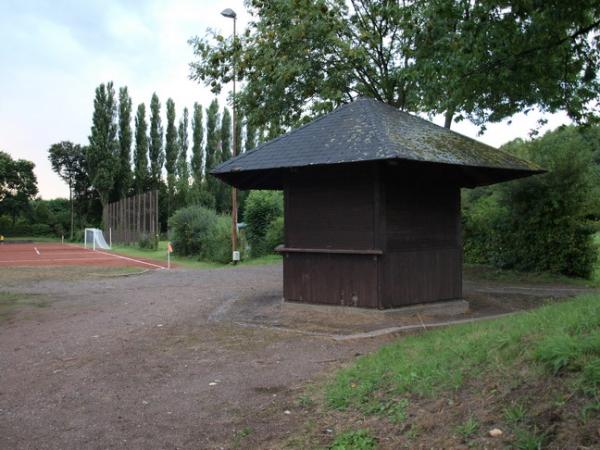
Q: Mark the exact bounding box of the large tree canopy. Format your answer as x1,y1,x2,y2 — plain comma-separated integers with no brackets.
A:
190,0,600,133
0,150,38,225
48,141,87,238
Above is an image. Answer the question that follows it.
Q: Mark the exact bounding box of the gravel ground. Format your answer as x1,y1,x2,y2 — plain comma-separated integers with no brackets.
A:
0,263,591,449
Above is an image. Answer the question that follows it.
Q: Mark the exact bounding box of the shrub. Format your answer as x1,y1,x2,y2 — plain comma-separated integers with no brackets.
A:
30,223,51,236
463,125,599,278
168,206,218,256
203,215,232,264
168,205,233,263
244,190,283,256
138,233,158,250
263,216,284,253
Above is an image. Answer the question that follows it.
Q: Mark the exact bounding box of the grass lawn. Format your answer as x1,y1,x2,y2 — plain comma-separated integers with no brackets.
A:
291,294,600,449
110,241,282,269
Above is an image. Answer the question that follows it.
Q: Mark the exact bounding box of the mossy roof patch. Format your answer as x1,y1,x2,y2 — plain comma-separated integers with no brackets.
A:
212,97,542,176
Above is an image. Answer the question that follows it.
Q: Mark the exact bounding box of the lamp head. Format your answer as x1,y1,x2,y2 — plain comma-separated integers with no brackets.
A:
221,8,237,19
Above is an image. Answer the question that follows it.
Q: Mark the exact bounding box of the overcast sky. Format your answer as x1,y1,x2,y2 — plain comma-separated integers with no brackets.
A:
0,0,571,200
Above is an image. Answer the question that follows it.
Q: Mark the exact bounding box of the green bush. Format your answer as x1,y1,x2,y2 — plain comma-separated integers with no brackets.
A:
138,233,158,250
263,216,284,253
168,206,232,263
463,125,599,278
30,223,52,236
168,206,219,256
244,190,283,256
203,215,232,264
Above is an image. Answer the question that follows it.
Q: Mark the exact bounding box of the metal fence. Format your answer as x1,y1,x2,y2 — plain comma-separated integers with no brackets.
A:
104,190,159,244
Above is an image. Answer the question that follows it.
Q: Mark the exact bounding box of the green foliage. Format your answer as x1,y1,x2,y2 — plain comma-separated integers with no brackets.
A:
190,102,204,188
190,0,600,133
168,206,231,263
114,86,133,200
263,216,284,254
204,99,220,210
503,403,528,425
243,191,283,257
0,198,71,237
0,150,38,225
455,416,479,440
47,141,87,238
176,107,190,209
87,81,118,207
149,93,164,190
513,427,547,450
138,233,158,250
203,215,232,264
165,98,178,215
215,108,232,213
134,103,149,193
48,142,85,192
463,125,599,278
328,429,376,450
245,119,256,151
325,294,600,414
169,205,218,256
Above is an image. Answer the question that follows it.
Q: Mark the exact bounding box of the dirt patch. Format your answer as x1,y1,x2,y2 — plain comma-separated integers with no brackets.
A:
0,266,147,287
0,263,595,449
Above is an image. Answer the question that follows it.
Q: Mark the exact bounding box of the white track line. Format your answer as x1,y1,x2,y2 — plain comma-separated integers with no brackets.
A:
34,247,40,255
92,249,166,270
27,243,166,270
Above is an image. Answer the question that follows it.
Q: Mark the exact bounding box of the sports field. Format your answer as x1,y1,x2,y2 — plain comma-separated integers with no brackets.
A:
0,241,168,269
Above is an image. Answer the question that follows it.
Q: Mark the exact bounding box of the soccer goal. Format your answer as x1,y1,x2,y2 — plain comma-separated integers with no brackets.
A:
84,228,111,250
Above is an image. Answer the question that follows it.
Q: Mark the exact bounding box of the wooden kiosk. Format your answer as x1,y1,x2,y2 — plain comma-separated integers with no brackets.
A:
212,97,542,309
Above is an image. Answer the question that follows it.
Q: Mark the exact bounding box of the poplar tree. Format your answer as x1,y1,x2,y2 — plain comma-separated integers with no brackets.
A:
165,98,178,215
87,81,118,209
148,93,164,190
204,99,220,207
216,107,232,212
190,103,204,188
245,119,256,152
133,103,149,193
114,86,132,200
176,107,190,208
235,111,242,156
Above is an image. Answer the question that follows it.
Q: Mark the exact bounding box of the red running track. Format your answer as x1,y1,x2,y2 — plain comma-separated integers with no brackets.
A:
0,243,168,269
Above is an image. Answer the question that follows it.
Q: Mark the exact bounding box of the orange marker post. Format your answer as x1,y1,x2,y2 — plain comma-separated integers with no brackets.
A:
167,242,173,270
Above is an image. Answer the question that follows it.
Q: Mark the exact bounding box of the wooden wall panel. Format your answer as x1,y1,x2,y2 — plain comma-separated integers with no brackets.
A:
381,169,462,307
382,249,462,307
285,165,376,250
283,253,380,308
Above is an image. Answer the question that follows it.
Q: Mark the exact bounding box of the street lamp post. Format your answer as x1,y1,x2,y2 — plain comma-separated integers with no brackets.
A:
221,8,239,264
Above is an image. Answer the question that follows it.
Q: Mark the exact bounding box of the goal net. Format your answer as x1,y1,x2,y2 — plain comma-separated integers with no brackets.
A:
84,228,111,250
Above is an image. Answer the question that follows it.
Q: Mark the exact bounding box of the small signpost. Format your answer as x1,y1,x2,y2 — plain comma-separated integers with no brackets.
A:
167,242,173,270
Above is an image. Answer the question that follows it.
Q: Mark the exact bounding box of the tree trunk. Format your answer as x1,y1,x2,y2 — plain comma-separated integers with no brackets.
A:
444,109,454,129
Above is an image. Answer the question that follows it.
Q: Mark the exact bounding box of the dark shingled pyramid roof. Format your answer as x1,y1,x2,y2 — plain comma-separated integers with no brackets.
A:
212,97,543,189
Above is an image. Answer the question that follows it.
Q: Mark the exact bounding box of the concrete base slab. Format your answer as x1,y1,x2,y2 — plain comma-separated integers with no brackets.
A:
283,298,469,318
